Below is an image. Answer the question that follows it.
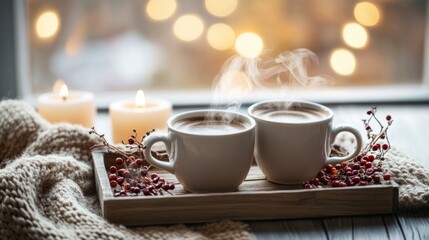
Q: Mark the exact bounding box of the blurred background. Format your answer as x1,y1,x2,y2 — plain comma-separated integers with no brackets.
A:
1,0,428,105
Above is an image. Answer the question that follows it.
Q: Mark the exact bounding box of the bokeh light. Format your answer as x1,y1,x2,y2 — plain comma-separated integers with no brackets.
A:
342,23,368,49
330,48,356,76
146,0,177,21
354,2,381,27
207,23,236,50
173,14,204,41
35,11,60,39
235,32,264,58
205,0,238,17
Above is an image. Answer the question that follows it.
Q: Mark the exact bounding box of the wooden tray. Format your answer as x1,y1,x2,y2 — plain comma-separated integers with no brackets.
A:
92,150,399,226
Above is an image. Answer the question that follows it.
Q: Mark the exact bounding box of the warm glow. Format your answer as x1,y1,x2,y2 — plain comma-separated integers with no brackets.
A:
235,32,264,58
342,23,368,49
354,2,381,27
59,84,69,100
35,11,60,39
173,15,204,41
207,23,236,50
330,49,356,76
135,90,146,108
205,0,238,17
52,80,65,93
146,0,177,21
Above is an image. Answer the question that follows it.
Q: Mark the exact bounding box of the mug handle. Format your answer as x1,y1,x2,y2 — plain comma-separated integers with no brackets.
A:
326,124,363,165
143,132,175,174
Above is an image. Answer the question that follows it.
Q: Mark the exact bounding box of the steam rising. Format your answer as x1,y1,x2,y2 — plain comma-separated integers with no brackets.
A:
211,48,332,118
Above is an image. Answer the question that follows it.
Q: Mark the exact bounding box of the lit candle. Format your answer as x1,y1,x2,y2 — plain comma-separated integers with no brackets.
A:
109,90,172,143
37,82,96,128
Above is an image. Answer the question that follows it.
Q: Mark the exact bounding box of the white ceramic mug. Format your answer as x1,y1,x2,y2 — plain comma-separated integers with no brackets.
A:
143,110,256,193
248,100,363,184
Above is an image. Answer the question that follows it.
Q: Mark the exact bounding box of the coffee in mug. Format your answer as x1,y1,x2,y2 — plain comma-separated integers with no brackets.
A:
144,110,255,193
173,116,248,135
248,100,363,184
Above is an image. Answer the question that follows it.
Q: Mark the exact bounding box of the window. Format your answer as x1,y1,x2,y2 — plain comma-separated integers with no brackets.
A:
15,0,429,106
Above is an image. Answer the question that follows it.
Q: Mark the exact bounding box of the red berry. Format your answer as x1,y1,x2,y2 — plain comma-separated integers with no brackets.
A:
135,158,143,165
360,160,367,166
367,110,373,115
109,166,117,173
313,178,320,186
109,174,117,181
352,176,361,184
133,187,141,194
368,155,375,162
365,162,372,169
118,168,126,176
115,157,124,165
129,156,136,162
382,144,389,150
386,115,392,121
366,168,374,175
345,167,352,172
123,170,131,178
123,183,131,190
162,184,170,191
117,177,124,184
372,145,379,151
366,126,372,131
326,164,333,171
383,174,391,180
373,175,381,183
366,176,373,182
380,134,386,139
128,138,135,144
168,183,175,190
338,182,347,187
359,181,367,186
331,181,340,187
150,173,158,179
335,164,342,169
353,164,360,170
330,167,338,174
110,180,117,187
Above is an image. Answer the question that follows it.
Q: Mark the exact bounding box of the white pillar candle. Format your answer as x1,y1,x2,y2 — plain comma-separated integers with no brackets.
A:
37,84,96,128
109,90,172,143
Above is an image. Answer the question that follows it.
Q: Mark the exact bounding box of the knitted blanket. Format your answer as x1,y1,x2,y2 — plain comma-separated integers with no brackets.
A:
0,100,428,239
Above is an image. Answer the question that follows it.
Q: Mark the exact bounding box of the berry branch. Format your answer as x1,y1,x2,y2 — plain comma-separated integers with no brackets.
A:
303,107,393,189
90,127,175,197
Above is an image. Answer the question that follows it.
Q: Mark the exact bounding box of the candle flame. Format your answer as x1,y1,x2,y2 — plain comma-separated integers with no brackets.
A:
52,79,65,93
135,90,146,108
59,84,69,100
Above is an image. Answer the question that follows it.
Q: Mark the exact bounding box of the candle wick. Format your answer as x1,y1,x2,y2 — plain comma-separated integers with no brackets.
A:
62,96,67,101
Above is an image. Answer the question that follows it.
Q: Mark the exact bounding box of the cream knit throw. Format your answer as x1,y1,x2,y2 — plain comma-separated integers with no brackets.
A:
0,100,428,239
